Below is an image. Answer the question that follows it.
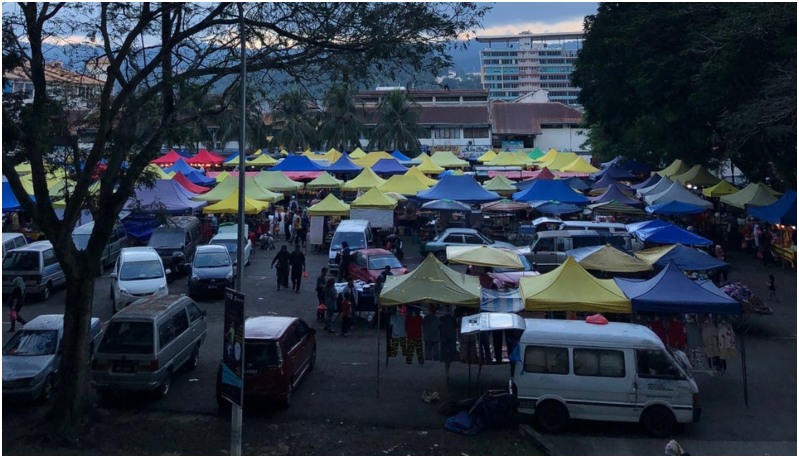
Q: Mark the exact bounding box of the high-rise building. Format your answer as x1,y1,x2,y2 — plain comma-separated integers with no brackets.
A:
476,31,583,105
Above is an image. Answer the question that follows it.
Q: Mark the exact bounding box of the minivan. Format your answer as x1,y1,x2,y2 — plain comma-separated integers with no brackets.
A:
216,316,316,409
519,230,623,272
513,318,699,437
91,294,207,399
110,247,169,313
1,241,65,301
2,232,28,259
72,220,128,275
328,219,373,273
147,216,201,276
558,221,642,251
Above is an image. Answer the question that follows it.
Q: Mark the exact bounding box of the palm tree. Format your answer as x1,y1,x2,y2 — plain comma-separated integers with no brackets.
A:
270,89,318,152
368,90,421,154
319,83,364,152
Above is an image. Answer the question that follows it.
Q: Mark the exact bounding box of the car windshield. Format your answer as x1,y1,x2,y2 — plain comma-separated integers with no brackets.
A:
98,321,154,354
367,255,403,270
331,232,366,250
119,260,164,281
194,252,230,268
245,341,280,369
494,254,532,273
148,230,183,248
2,251,38,271
73,234,90,250
211,241,238,254
3,329,58,356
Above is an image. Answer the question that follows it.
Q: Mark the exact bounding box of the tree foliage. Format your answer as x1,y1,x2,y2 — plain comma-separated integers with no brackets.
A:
319,83,364,152
367,90,422,154
572,3,796,187
1,2,487,440
269,88,319,151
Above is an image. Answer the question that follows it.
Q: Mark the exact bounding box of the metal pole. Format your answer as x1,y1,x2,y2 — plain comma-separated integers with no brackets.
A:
231,3,247,456
740,331,749,409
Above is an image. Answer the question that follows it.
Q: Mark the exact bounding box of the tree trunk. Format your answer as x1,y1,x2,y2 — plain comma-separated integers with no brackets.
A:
46,271,96,444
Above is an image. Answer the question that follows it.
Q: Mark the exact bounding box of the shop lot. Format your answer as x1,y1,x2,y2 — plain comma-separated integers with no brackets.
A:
2,244,796,455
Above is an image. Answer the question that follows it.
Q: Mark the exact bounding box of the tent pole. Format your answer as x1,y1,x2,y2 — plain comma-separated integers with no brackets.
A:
376,304,381,399
741,331,748,409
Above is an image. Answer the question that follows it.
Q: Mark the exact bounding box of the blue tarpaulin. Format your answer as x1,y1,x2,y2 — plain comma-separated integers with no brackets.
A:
391,150,414,162
480,288,524,313
629,221,712,246
615,262,741,314
270,155,326,172
646,201,708,216
748,190,796,226
371,158,409,175
2,181,34,212
326,154,363,175
417,175,500,203
512,179,589,205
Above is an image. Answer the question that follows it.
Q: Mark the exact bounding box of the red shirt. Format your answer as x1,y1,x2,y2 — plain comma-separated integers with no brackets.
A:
340,299,351,318
406,315,423,339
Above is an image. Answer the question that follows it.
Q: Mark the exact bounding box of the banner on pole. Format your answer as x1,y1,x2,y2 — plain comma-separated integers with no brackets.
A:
221,288,245,407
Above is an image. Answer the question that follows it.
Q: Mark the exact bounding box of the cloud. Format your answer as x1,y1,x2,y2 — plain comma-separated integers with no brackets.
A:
479,17,586,36
40,34,95,46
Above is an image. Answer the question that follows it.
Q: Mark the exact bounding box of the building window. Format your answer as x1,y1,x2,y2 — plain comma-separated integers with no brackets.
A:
418,127,432,138
463,128,489,139
434,128,460,139
435,96,460,103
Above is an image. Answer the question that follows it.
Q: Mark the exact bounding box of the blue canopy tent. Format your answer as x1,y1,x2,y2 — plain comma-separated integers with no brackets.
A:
565,177,591,192
164,158,201,175
619,158,653,175
590,183,642,206
176,148,193,158
591,175,633,193
2,180,34,212
591,163,637,181
371,158,409,176
183,169,216,186
270,155,326,172
646,201,708,216
600,156,620,168
629,221,712,246
615,262,741,314
748,190,796,226
391,150,415,162
626,219,669,233
124,179,207,214
512,179,590,205
325,154,363,176
417,174,500,203
530,200,582,215
643,244,729,271
630,174,662,190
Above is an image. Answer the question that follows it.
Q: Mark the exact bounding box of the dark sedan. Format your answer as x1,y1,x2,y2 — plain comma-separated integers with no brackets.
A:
188,245,234,299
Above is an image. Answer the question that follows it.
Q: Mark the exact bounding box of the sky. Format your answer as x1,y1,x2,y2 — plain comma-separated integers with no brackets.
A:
477,2,598,35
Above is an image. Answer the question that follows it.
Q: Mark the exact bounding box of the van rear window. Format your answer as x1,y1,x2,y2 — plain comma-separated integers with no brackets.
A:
573,348,626,378
2,251,39,271
245,341,280,369
524,346,568,374
99,322,154,354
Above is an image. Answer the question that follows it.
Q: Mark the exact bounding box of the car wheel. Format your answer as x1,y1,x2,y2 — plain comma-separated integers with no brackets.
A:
156,370,172,399
435,252,447,263
534,400,569,433
38,374,55,404
188,344,201,370
38,282,52,302
641,405,676,438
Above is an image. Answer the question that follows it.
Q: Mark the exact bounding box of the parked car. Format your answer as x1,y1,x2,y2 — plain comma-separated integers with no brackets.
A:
2,232,28,259
72,219,128,275
420,228,516,262
348,248,408,283
2,240,66,301
216,316,316,410
517,230,629,272
147,216,202,275
188,245,235,299
488,251,540,288
92,295,207,399
209,232,252,267
3,314,103,403
110,247,169,313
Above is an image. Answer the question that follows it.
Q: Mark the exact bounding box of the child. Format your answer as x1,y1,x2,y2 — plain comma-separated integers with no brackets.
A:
339,292,352,336
768,274,777,302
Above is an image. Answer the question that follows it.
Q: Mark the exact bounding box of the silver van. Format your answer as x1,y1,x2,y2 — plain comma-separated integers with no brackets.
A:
328,219,373,273
2,241,65,301
72,220,128,274
2,232,28,259
558,221,642,251
91,294,207,399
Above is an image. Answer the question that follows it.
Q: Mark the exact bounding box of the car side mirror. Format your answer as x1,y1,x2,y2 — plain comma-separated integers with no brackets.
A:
110,272,117,279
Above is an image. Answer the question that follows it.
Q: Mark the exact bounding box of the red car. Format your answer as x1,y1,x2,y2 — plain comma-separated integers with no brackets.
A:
348,249,408,283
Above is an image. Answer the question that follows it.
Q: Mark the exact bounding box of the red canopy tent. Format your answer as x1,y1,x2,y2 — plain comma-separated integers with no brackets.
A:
534,167,555,180
150,149,183,166
186,149,224,167
172,171,210,194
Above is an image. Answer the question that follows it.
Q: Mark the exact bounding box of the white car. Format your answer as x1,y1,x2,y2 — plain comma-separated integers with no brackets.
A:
209,232,252,267
110,247,169,313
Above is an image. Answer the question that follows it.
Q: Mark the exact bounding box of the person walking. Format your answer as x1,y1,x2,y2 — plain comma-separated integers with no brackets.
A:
339,292,352,336
289,245,306,293
336,241,351,282
405,308,424,365
7,277,27,332
271,245,290,291
324,278,338,332
768,274,778,302
315,267,328,306
283,209,292,241
422,305,441,361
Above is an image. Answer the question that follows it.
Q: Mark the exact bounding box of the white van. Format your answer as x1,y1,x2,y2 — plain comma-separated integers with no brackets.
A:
328,219,372,273
514,319,699,437
72,220,128,274
2,232,28,258
558,221,642,250
2,241,66,301
110,247,169,313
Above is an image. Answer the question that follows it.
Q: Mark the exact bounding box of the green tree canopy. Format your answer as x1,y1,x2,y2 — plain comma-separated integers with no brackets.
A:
320,83,364,152
572,3,796,187
270,88,319,151
367,90,422,154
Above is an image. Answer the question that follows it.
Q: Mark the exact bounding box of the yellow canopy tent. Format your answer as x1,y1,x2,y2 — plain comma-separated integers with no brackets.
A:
702,180,738,198
305,171,344,189
720,182,781,209
202,191,269,214
446,245,524,269
213,171,230,183
378,174,430,196
144,163,175,179
519,257,632,313
571,244,652,273
405,165,439,186
349,147,367,159
656,159,690,177
251,149,262,156
484,151,534,167
431,151,469,168
633,244,679,266
673,164,720,188
415,154,445,174
324,148,342,163
482,174,518,194
533,148,559,164
342,167,387,191
353,151,393,168
197,175,282,202
379,254,481,307
14,162,32,175
223,154,240,167
279,149,289,156
52,181,101,209
253,170,303,192
539,152,579,171
245,154,278,167
307,193,350,217
560,157,600,174
475,150,498,163
350,187,397,209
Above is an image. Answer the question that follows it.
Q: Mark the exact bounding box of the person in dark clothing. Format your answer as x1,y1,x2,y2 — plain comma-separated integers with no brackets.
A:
378,265,393,284
271,245,290,290
289,245,306,293
336,241,351,282
284,211,292,241
316,267,328,306
7,277,27,331
324,278,338,332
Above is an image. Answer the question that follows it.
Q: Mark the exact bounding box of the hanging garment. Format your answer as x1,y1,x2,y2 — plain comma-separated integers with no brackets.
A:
668,318,687,351
700,318,719,358
717,320,737,360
